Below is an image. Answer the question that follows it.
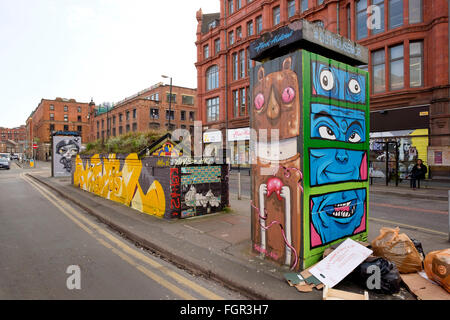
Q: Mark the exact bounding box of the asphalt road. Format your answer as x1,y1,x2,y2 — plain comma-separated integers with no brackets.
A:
0,163,244,300
229,170,450,252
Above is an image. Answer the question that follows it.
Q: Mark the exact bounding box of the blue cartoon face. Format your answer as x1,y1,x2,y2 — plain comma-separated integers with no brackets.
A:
312,61,366,104
311,104,366,143
310,149,367,186
311,189,366,246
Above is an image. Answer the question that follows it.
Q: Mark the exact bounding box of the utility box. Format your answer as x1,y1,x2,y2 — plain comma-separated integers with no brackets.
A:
249,20,370,269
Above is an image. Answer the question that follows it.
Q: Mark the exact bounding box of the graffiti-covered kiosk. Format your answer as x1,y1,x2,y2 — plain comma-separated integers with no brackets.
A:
249,20,370,270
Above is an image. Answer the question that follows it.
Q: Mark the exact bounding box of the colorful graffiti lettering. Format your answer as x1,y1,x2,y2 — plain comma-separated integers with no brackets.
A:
170,168,181,218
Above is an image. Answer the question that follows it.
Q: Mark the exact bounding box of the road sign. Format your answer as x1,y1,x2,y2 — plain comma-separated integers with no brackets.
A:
33,144,37,149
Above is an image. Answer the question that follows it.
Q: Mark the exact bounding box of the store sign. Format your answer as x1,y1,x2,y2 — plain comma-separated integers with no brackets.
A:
203,131,222,143
228,128,251,142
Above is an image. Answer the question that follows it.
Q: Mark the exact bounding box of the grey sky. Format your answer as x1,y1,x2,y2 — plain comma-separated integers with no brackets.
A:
0,0,219,128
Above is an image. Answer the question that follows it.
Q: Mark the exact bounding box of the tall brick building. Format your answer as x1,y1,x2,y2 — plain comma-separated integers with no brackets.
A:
0,125,26,153
195,0,449,175
26,98,94,160
90,83,197,142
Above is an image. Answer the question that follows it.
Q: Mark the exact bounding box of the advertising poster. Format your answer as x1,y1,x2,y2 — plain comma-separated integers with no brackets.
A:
53,134,81,177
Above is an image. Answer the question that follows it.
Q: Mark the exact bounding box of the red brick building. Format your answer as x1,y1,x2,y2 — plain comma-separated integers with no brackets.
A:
26,98,94,160
195,0,449,174
0,125,26,153
90,83,197,142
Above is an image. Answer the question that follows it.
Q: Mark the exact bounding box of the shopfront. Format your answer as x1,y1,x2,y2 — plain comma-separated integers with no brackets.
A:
227,127,250,168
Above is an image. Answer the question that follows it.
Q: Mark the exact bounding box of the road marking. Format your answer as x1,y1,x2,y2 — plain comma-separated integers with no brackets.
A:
369,217,448,237
21,173,224,300
371,202,448,215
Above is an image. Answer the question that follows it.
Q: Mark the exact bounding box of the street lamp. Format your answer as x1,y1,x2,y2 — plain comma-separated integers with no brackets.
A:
161,75,173,131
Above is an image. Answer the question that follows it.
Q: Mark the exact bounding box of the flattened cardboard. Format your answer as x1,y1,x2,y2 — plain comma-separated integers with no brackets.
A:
401,273,450,300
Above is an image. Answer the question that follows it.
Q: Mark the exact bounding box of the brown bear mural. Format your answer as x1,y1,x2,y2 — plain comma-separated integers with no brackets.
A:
251,55,303,269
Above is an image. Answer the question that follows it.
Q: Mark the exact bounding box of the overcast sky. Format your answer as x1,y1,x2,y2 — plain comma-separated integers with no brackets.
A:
0,0,220,128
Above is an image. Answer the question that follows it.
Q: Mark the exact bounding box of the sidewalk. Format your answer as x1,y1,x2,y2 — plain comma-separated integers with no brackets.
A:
28,172,418,300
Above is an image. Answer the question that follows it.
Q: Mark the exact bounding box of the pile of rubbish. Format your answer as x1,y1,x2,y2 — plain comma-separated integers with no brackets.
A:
284,227,450,300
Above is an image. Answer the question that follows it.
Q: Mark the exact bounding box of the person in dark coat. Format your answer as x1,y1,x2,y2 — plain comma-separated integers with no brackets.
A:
410,159,427,189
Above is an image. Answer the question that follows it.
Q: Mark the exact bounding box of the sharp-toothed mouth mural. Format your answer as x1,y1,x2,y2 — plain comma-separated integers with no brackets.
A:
322,199,357,219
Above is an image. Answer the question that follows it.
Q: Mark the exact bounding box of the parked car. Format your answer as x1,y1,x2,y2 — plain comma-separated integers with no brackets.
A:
0,154,10,170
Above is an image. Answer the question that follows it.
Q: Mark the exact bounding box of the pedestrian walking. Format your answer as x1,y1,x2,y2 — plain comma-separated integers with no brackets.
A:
410,159,427,189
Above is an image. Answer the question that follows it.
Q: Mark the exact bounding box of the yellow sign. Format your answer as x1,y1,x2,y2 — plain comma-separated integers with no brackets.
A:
420,111,429,117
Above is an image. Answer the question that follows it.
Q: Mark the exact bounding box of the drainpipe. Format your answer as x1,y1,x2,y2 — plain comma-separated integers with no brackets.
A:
224,8,229,165
336,0,340,34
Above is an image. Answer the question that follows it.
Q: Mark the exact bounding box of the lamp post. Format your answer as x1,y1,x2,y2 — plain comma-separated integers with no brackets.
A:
162,75,173,131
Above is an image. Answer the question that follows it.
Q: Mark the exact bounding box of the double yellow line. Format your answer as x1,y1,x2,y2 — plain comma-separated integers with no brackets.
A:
21,173,224,300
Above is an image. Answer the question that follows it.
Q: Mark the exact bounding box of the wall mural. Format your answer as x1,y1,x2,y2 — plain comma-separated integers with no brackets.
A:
73,154,228,220
53,134,81,177
250,51,370,270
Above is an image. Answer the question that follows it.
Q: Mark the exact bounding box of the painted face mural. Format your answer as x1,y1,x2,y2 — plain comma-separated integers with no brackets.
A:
56,138,80,173
312,61,366,104
311,104,366,143
310,188,367,247
310,149,367,186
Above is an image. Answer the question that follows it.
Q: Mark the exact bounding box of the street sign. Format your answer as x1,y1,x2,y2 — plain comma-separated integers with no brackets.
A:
33,144,37,149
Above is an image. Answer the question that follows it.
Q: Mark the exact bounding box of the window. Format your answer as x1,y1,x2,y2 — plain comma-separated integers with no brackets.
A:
232,53,238,81
155,93,159,101
239,50,245,78
181,111,186,121
356,0,368,40
50,113,55,120
247,20,254,36
113,115,116,125
102,119,104,129
214,38,220,54
237,0,241,10
240,87,246,116
119,126,123,135
228,0,234,15
372,0,385,34
229,31,234,45
77,106,81,113
389,0,403,29
372,49,386,93
97,121,99,129
166,110,175,120
126,124,130,133
64,125,69,131
182,95,194,105
112,128,116,136
77,126,82,133
126,111,130,120
166,124,176,131
77,116,81,122
256,16,262,34
208,20,218,30
150,108,159,119
119,113,123,122
64,115,68,122
301,0,308,13
149,123,160,130
390,44,404,90
236,26,242,39
49,124,55,132
133,109,137,119
288,0,296,18
233,90,239,117
410,41,423,87
50,105,54,110
206,97,220,122
246,47,252,74
181,125,186,129
64,105,68,112
166,93,176,103
347,5,351,39
409,0,422,24
206,65,219,90
273,6,280,26
189,111,195,121
204,45,209,59
132,123,137,132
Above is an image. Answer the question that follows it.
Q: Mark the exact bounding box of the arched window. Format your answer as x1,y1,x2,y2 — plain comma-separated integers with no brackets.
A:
206,65,219,91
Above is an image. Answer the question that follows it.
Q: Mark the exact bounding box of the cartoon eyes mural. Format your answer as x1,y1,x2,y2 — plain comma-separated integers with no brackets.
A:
311,104,366,143
312,61,366,104
254,93,265,111
310,188,367,248
282,87,296,104
309,149,368,187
